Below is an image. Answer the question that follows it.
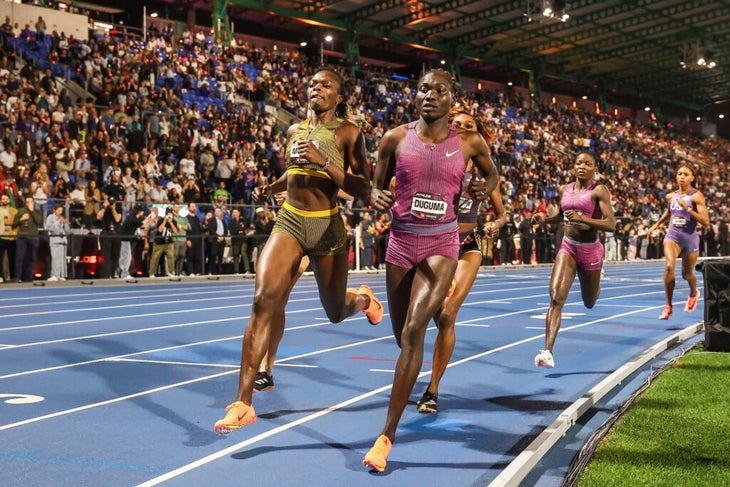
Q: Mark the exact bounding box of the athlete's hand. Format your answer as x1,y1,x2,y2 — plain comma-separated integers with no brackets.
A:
564,210,583,223
273,191,287,205
468,167,488,200
564,210,590,230
370,188,394,212
296,139,324,165
252,184,271,203
484,221,499,237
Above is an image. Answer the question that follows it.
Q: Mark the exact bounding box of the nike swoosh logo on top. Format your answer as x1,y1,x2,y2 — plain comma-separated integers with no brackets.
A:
446,150,459,157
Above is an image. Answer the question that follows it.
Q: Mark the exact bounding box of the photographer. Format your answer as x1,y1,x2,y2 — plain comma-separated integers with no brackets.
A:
181,174,200,203
118,204,147,280
147,206,177,277
96,194,123,278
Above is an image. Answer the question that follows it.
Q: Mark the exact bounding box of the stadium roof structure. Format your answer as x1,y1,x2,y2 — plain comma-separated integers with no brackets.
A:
195,0,729,116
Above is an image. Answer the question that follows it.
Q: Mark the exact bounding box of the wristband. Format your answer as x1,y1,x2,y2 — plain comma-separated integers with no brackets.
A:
322,157,331,172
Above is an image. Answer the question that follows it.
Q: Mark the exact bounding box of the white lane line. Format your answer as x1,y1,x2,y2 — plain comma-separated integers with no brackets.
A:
0,335,392,432
0,297,319,324
0,370,236,433
0,335,240,380
0,283,248,304
135,382,397,487
0,305,246,334
0,295,323,331
0,312,384,380
0,287,242,310
107,358,239,368
109,358,319,369
0,302,323,340
136,303,664,486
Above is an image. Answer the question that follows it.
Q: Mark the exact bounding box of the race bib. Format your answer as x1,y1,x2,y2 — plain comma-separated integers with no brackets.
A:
458,196,474,213
564,211,589,230
289,139,320,164
411,191,448,221
671,216,687,228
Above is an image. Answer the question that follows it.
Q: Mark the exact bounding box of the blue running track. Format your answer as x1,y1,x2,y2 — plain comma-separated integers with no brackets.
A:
0,262,704,486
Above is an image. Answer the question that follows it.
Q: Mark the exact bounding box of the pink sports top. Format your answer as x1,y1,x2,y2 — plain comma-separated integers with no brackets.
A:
561,180,601,225
391,122,465,232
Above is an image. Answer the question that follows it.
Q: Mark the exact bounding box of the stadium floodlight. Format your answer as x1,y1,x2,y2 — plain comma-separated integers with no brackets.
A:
525,0,569,23
681,40,717,70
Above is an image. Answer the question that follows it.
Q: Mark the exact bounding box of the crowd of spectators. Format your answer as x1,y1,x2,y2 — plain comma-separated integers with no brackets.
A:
0,15,728,281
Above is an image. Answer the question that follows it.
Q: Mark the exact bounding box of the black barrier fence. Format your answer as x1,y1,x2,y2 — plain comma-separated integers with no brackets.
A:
13,231,379,280
13,231,538,281
9,198,712,282
701,259,730,352
3,230,659,282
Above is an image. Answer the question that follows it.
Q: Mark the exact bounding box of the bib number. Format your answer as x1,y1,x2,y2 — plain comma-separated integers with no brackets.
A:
458,196,474,214
671,216,687,228
289,139,320,164
411,192,448,221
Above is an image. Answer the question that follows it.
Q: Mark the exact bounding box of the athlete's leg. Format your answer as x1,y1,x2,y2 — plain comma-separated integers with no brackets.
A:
234,233,303,404
385,263,414,347
662,240,681,306
259,256,309,376
544,252,578,352
427,251,482,397
377,255,457,444
577,268,602,309
681,251,700,297
310,252,371,322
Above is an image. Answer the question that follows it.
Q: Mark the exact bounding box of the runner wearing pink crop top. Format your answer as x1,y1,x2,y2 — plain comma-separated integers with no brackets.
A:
363,69,498,473
531,151,616,369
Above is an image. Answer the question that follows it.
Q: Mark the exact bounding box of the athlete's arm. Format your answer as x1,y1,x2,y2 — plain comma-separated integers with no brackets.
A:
462,131,498,197
487,184,508,235
269,170,288,195
576,184,616,232
690,190,711,228
533,186,565,225
370,127,401,211
335,122,371,201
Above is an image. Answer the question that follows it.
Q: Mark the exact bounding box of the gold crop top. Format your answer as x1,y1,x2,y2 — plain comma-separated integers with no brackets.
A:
285,118,345,179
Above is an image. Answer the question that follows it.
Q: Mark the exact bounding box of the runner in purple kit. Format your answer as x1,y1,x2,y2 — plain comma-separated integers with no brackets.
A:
531,151,615,368
646,162,710,320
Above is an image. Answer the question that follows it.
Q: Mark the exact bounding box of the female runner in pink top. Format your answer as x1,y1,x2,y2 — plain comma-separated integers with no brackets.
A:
532,151,616,368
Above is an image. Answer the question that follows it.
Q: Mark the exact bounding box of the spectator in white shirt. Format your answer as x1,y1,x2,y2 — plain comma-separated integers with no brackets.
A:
0,145,16,172
179,150,196,177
